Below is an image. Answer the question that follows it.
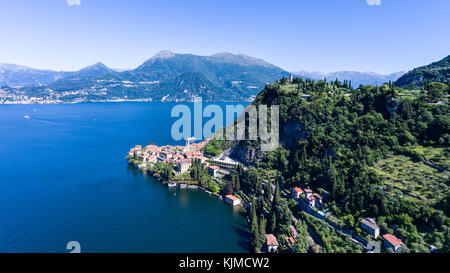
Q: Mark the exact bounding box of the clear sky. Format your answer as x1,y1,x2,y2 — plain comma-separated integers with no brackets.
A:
0,0,448,74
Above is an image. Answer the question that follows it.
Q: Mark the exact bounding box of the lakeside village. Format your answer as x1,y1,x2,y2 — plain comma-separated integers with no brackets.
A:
127,139,407,253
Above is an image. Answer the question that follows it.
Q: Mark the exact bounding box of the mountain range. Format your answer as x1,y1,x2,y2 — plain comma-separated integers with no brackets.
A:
1,51,448,103
292,70,406,88
1,51,289,102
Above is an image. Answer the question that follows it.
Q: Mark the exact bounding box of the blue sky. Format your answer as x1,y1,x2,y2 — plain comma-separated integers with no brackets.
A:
0,0,448,73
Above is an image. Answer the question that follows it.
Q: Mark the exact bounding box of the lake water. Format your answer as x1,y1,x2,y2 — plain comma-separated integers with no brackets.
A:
0,102,250,253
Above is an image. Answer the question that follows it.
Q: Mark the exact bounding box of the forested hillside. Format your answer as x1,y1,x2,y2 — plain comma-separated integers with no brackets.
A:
206,77,449,252
395,55,450,89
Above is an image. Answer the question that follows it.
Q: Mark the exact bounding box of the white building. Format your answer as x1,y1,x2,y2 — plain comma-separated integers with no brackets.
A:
208,165,220,178
360,218,380,238
224,195,241,206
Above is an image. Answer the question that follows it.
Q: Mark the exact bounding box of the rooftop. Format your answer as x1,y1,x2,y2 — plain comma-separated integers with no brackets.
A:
361,218,379,230
266,234,279,246
383,234,404,247
225,194,239,201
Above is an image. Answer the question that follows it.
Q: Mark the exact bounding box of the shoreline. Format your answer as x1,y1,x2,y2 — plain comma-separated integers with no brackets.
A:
0,99,253,105
128,159,245,209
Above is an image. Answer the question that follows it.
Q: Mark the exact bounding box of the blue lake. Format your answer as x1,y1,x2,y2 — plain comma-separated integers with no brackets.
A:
0,102,250,253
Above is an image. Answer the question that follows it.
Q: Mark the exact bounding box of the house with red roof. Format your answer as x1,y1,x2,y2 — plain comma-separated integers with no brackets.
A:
224,195,241,206
265,234,279,253
383,234,405,252
208,165,220,178
291,187,303,199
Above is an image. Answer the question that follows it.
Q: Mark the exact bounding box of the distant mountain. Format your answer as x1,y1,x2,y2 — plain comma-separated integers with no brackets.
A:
0,63,69,87
292,70,406,88
66,62,115,79
395,55,450,89
8,51,289,103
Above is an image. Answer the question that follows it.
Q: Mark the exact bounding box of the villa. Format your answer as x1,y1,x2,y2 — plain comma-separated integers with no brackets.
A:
177,159,192,174
208,165,220,178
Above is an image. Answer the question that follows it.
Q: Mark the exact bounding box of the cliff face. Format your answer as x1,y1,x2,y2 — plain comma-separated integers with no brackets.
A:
229,120,307,166
230,141,264,166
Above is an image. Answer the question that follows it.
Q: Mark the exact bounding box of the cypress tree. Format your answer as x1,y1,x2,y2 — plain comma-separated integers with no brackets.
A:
257,216,267,250
226,181,234,195
267,182,272,202
273,182,281,207
235,175,241,192
270,210,277,234
250,197,259,249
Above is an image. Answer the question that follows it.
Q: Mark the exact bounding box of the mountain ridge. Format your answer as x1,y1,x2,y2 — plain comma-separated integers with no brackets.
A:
395,55,450,89
2,52,448,103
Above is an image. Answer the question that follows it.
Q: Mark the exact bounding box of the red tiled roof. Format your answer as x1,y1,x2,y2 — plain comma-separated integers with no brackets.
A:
225,195,239,201
266,234,279,246
383,234,404,247
289,237,295,244
209,165,220,170
293,187,303,193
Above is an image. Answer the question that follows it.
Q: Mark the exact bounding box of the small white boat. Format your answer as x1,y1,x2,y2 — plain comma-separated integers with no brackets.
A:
167,183,177,187
24,115,30,119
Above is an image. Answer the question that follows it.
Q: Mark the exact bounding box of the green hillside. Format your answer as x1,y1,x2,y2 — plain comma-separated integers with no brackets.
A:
395,55,450,89
207,77,450,252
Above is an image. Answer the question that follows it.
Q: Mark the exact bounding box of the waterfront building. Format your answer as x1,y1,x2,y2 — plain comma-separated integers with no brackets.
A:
224,195,241,206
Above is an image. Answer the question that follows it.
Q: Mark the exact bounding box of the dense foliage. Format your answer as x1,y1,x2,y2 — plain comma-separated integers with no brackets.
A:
208,76,449,252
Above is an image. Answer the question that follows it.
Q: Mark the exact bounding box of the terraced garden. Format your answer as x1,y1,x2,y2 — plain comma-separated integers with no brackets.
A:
371,148,449,204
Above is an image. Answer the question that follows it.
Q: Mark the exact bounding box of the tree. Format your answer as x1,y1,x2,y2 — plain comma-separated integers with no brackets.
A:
425,82,448,101
257,216,267,250
225,181,234,195
401,99,413,120
267,182,273,202
270,211,277,234
295,220,310,253
208,178,220,193
273,182,281,208
250,197,260,251
234,174,241,192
